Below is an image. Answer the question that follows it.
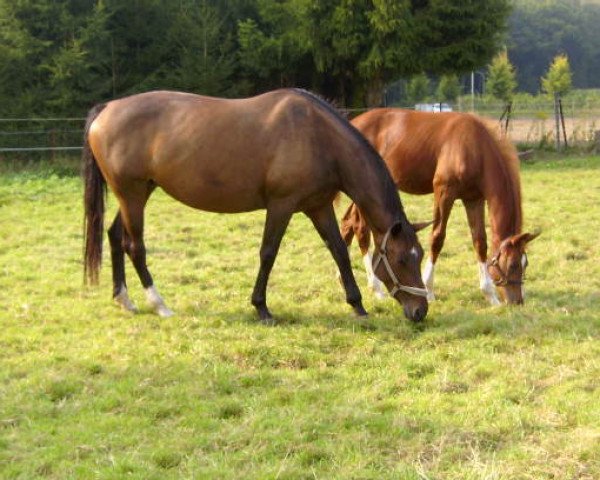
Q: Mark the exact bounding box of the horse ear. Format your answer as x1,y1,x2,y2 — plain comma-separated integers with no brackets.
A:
412,220,433,233
511,230,541,247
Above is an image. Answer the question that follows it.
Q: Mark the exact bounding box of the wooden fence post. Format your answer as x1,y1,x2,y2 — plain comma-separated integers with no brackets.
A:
594,130,600,154
554,93,561,151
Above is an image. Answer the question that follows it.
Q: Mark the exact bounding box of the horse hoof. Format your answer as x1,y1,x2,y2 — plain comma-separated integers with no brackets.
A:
116,301,138,313
114,289,138,313
260,316,276,326
353,305,368,317
256,306,275,325
156,305,174,318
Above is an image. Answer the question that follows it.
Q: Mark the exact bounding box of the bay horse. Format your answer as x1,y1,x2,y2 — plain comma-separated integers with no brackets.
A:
340,108,539,305
83,90,430,322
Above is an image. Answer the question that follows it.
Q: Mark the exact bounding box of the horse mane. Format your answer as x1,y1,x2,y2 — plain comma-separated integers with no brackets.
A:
477,116,523,235
290,88,403,218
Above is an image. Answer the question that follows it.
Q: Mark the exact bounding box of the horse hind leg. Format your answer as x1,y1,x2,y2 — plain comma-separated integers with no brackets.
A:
118,182,174,318
463,199,500,305
108,212,137,312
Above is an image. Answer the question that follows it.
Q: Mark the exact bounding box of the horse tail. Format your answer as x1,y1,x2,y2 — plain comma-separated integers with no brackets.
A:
82,103,107,285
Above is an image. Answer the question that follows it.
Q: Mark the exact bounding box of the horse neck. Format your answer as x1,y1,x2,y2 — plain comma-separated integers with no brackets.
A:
484,156,522,252
338,145,402,237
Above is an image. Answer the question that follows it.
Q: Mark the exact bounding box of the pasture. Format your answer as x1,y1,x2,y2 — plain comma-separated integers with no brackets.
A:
0,155,599,479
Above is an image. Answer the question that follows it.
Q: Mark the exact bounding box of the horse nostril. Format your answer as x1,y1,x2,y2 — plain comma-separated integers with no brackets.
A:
412,305,427,322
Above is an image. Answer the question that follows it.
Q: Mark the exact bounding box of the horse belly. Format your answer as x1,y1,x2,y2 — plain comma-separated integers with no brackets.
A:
155,169,266,213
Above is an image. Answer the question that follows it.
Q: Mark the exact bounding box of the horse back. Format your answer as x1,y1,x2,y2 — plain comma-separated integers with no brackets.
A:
87,90,343,213
352,109,508,198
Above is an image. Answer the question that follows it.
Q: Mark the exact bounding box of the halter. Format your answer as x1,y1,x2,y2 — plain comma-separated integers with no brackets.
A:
372,223,429,298
488,251,527,286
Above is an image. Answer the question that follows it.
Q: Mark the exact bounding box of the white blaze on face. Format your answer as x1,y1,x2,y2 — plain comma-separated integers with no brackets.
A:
521,253,528,299
410,246,419,259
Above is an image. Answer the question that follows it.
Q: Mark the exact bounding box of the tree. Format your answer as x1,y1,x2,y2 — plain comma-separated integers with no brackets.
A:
407,73,429,104
436,74,460,103
487,51,517,133
542,54,572,150
508,0,600,92
300,0,511,106
238,0,312,93
542,54,572,98
487,51,517,103
151,0,240,97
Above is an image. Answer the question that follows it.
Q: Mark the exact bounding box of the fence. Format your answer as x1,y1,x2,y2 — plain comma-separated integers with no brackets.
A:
453,98,600,147
1,99,599,158
0,117,85,159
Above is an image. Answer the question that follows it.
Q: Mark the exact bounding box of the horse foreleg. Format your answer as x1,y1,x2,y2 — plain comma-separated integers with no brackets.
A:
355,222,386,300
251,204,293,323
463,199,500,305
426,184,455,301
108,212,137,313
306,204,367,316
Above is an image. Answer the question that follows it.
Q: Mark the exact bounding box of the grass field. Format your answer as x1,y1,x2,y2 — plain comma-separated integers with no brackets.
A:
1,155,599,479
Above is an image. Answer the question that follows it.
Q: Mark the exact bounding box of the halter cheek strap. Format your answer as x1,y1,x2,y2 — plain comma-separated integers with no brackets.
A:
372,224,429,298
488,253,525,286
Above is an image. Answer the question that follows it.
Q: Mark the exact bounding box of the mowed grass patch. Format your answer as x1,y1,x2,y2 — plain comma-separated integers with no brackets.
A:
0,156,599,479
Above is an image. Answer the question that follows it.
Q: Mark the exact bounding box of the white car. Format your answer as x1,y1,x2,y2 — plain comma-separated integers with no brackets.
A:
414,103,453,113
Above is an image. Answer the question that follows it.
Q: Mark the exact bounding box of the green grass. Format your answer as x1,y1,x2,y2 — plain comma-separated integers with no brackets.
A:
1,155,599,479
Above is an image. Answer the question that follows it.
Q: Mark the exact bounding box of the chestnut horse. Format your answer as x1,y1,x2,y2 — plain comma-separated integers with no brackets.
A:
340,108,539,305
83,90,429,322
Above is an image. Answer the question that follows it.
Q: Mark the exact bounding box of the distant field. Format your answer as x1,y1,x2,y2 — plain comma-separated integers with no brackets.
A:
0,155,599,479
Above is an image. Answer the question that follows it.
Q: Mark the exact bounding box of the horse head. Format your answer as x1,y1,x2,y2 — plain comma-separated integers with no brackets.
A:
372,221,430,321
488,231,540,304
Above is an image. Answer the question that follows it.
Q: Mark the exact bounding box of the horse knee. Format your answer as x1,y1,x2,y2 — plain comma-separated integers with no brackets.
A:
259,247,277,266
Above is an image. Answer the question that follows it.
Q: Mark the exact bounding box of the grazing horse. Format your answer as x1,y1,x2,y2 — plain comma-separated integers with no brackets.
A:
340,108,539,305
83,90,429,322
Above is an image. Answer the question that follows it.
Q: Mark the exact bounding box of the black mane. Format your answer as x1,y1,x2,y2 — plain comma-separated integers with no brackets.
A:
290,88,405,220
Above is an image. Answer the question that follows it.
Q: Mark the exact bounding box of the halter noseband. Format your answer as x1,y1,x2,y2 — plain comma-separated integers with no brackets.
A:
488,251,526,286
372,223,429,298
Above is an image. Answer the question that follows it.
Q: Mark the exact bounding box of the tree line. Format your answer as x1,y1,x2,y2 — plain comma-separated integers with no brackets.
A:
1,0,598,118
509,0,600,93
0,0,510,116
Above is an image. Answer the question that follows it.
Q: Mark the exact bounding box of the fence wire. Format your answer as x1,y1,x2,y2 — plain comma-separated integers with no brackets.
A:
1,101,599,157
